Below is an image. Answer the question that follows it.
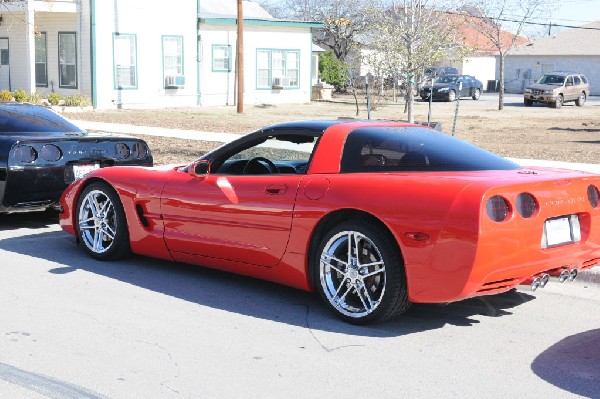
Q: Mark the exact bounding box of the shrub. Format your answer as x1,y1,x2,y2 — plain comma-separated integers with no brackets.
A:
13,89,28,102
63,94,92,107
47,92,61,105
28,92,42,105
0,90,13,101
318,50,349,90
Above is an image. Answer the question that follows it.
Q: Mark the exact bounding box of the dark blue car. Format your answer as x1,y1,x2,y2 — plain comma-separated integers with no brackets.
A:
420,74,483,102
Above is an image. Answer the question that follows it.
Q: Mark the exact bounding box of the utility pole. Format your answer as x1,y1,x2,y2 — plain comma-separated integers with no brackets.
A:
236,0,244,113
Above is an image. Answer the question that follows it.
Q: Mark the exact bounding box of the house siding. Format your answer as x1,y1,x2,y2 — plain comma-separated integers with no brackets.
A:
199,24,313,106
503,55,600,96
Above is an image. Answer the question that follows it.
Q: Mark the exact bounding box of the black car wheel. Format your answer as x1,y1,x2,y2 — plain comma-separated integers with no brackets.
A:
76,182,131,260
472,88,481,100
447,90,456,102
576,92,586,106
314,220,410,324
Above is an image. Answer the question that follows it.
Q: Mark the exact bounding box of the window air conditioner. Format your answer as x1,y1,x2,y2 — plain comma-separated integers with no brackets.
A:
272,76,291,88
165,75,185,88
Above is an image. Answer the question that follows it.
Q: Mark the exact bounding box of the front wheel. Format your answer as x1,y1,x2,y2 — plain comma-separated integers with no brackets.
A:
314,220,410,324
447,90,456,102
552,95,563,109
472,88,481,100
76,182,131,260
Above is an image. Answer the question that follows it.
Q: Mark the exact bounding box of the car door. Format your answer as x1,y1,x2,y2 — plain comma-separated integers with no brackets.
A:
160,172,301,267
564,75,576,101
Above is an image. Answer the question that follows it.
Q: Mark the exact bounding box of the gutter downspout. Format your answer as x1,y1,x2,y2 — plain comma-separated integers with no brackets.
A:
196,0,201,105
90,0,97,108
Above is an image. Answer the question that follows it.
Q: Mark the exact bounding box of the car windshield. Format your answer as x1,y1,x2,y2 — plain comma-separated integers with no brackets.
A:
0,105,83,133
435,76,458,84
537,75,565,85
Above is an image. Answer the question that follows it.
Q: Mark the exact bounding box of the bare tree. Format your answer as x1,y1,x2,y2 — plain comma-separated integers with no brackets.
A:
459,0,554,110
257,0,377,61
364,0,469,123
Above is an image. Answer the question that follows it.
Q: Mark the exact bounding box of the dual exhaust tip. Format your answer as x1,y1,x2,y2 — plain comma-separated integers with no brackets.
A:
529,269,578,291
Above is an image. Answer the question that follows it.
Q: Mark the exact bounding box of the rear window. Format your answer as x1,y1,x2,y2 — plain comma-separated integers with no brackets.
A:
581,75,589,84
340,127,520,172
0,105,83,133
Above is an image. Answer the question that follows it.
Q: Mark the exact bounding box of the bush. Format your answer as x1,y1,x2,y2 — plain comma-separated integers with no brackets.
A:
318,50,349,90
0,90,13,101
28,92,42,105
47,92,61,105
13,89,28,102
63,94,92,107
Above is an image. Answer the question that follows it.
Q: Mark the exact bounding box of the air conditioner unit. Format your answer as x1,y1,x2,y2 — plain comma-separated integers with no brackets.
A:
272,76,291,88
165,75,185,89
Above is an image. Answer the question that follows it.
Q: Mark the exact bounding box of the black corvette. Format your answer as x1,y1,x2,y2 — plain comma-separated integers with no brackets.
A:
0,103,152,214
420,74,483,102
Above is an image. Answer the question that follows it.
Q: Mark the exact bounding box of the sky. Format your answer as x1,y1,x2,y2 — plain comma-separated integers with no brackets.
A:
549,0,600,29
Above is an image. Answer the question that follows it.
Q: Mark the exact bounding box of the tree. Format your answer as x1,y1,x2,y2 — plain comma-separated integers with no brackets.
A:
257,0,377,61
365,0,470,123
319,50,349,89
459,0,554,110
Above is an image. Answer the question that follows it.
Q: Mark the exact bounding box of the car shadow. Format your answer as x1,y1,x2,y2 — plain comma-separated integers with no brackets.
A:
0,210,59,231
532,329,600,398
0,227,536,337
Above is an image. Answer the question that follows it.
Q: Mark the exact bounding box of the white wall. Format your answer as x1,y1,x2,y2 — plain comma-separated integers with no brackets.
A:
503,55,600,95
0,13,31,92
198,23,314,106
84,0,199,109
461,56,497,90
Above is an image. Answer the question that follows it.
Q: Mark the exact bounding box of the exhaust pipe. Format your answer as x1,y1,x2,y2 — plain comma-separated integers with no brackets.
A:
568,269,578,281
551,269,571,283
539,274,550,288
531,277,541,291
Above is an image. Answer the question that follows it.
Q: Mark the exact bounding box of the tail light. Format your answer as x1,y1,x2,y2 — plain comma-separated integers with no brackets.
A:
40,144,63,161
486,195,511,222
13,145,38,163
588,185,599,208
516,192,538,218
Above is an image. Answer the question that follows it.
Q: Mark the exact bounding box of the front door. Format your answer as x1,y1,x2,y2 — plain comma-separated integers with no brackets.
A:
0,39,9,91
161,173,302,267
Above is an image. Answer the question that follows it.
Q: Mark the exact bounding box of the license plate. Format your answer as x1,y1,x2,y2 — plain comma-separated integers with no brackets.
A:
73,163,100,180
544,216,576,247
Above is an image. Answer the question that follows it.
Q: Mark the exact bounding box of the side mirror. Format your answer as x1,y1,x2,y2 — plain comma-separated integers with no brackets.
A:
188,160,210,178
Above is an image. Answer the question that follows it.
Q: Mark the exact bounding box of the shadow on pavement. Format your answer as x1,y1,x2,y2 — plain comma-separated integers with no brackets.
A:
0,224,536,338
0,210,58,231
532,329,600,398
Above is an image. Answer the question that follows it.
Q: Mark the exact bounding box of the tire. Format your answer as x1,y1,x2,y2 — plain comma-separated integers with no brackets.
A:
524,99,533,106
447,90,456,102
472,88,481,100
576,92,586,106
76,182,131,260
552,95,563,109
314,220,410,324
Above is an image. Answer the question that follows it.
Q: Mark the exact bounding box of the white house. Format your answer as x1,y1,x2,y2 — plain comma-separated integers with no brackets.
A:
504,21,600,96
0,0,320,109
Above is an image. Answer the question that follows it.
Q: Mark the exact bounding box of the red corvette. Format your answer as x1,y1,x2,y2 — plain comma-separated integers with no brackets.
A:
59,120,600,324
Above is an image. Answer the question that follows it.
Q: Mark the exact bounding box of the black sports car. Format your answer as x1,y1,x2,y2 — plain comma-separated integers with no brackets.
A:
0,103,152,214
420,74,483,102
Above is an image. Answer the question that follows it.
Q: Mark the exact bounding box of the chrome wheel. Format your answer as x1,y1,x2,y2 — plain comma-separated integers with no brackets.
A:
448,90,456,102
319,230,386,318
78,189,117,254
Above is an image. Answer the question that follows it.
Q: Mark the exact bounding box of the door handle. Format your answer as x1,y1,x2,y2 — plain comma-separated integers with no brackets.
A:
265,184,288,195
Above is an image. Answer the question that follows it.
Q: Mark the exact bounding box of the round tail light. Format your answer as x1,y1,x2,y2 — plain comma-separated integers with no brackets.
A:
40,144,62,161
115,143,131,160
13,145,38,163
132,142,148,159
486,195,511,222
588,185,599,208
516,192,538,218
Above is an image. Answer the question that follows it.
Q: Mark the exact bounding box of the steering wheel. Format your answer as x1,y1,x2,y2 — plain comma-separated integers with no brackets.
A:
243,156,280,174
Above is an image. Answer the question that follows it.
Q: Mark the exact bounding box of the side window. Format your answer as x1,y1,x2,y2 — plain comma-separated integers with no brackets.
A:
581,75,589,84
212,45,231,72
113,33,137,89
573,76,581,85
566,76,573,86
58,32,77,89
163,36,184,87
35,32,48,87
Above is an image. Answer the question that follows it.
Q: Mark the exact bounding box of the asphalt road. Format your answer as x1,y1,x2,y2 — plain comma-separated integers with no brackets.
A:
0,212,599,398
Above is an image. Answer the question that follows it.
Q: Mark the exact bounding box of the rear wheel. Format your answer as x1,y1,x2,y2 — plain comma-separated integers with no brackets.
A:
472,88,481,100
576,92,586,106
552,95,563,109
76,182,130,260
314,220,410,324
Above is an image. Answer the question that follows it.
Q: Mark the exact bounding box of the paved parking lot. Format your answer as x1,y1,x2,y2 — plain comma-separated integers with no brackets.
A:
0,212,599,398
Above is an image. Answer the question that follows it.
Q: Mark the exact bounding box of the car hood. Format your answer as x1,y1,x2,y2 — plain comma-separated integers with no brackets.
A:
526,83,560,91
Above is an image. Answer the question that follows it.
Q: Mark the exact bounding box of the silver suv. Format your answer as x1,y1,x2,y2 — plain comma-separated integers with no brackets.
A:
524,72,590,108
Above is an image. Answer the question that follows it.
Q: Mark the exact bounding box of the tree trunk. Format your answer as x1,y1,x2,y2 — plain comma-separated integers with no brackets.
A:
407,81,415,123
498,53,505,111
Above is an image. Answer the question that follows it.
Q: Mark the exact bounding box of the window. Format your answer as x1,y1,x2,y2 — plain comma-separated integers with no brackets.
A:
113,33,137,89
212,45,231,72
35,32,47,87
163,36,183,77
58,32,77,88
256,49,300,89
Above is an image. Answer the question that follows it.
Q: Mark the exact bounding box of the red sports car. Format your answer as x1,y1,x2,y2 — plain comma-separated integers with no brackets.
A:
59,120,600,324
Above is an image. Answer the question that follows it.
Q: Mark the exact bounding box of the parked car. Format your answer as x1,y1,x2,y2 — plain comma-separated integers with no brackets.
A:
420,74,483,101
59,120,600,324
524,72,590,108
0,102,152,214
